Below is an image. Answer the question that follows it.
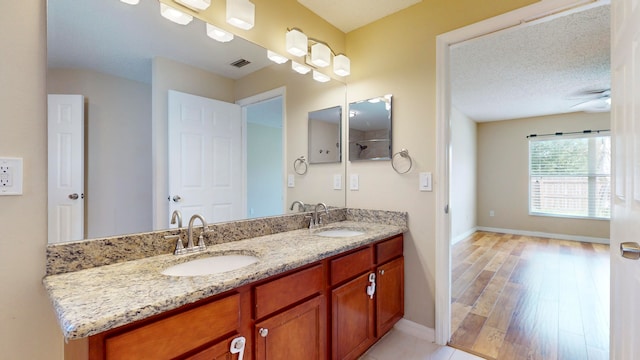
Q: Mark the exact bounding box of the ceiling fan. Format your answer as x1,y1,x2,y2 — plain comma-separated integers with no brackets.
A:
568,87,611,112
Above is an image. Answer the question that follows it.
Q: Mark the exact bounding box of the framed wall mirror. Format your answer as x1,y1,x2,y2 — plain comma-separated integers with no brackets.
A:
308,106,342,164
348,94,393,161
46,0,347,243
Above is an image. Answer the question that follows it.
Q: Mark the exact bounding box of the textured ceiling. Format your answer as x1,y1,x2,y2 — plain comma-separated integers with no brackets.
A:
297,0,422,33
451,4,610,122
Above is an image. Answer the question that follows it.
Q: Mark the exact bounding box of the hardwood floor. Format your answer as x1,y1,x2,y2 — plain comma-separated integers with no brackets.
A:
449,232,609,360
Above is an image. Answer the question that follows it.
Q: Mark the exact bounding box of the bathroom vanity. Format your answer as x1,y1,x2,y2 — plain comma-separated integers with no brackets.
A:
87,234,402,360
43,209,407,360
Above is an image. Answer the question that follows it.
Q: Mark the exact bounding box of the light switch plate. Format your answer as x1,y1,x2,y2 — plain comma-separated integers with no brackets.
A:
419,172,432,192
287,174,295,188
333,174,342,190
350,174,359,191
0,157,23,195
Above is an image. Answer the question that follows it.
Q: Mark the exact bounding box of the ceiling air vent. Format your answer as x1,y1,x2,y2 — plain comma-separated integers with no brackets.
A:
230,59,251,68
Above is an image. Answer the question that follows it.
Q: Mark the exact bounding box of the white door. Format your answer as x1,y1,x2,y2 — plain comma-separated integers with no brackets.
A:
47,94,84,243
168,90,243,226
610,0,640,357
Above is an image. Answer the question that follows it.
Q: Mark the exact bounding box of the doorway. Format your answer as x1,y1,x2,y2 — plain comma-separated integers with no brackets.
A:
237,87,286,218
434,0,611,348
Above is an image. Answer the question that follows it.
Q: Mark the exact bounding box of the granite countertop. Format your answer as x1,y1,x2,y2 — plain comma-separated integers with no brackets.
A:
43,221,405,340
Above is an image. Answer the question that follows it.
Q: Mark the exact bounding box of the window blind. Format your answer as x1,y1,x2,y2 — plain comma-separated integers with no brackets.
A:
529,135,611,219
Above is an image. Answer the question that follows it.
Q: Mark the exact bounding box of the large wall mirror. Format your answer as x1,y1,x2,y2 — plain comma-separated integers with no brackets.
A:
348,95,393,161
308,106,342,164
47,0,346,243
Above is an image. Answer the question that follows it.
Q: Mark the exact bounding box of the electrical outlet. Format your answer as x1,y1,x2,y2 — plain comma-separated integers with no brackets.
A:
0,157,23,195
489,210,495,217
0,166,12,187
287,174,295,188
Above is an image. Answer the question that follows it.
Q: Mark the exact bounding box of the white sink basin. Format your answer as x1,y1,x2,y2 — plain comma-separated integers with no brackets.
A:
314,229,365,238
162,254,259,277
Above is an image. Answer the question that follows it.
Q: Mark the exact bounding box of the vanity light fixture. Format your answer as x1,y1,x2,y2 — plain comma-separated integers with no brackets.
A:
310,43,331,68
206,23,234,42
267,50,288,64
226,0,255,30
286,28,351,77
333,54,351,77
312,70,330,83
160,3,193,25
286,29,308,57
291,61,311,75
120,0,139,5
175,0,211,11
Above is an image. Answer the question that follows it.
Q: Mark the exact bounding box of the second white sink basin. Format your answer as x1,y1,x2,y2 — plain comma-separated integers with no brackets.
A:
162,254,259,277
314,229,365,238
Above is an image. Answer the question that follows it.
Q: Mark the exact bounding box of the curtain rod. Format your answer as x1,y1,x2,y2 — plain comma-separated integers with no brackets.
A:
526,129,610,139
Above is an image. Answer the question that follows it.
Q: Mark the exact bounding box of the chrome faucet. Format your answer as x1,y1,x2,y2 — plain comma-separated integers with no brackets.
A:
187,214,208,252
310,203,328,229
167,210,186,255
170,210,183,228
290,200,306,212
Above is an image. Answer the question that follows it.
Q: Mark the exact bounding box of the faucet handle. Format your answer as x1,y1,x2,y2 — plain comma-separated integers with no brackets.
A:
197,234,206,250
305,214,316,229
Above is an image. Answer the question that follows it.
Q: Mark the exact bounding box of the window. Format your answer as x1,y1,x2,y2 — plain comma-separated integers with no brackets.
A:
529,135,611,219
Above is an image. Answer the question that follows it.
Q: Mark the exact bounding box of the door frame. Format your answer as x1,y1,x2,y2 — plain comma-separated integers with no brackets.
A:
434,0,609,345
236,87,287,215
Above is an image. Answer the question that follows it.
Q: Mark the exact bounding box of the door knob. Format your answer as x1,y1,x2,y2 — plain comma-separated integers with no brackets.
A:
68,193,79,200
259,328,268,337
172,195,182,202
620,242,640,260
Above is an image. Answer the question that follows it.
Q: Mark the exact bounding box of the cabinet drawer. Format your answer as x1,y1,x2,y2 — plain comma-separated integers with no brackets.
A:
184,334,244,360
254,264,323,319
376,235,403,264
330,247,373,286
105,294,240,360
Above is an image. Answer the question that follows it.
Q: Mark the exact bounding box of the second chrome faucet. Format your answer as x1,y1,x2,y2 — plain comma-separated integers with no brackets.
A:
171,210,209,255
309,203,328,229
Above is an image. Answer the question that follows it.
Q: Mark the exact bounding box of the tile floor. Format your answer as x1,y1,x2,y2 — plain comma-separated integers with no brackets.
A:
360,328,485,360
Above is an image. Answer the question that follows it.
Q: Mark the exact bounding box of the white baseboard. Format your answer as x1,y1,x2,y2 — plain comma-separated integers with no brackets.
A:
451,227,478,245
393,318,435,342
476,226,609,244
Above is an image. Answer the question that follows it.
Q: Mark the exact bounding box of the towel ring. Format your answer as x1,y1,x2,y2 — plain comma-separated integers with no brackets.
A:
293,156,308,175
391,149,412,174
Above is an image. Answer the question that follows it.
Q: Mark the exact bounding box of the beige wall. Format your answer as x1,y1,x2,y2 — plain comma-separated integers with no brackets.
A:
451,107,477,243
344,0,537,327
477,112,610,239
47,69,153,239
0,2,65,359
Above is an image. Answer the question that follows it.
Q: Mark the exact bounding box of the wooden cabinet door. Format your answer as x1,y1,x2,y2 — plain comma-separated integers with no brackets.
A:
332,272,375,360
376,257,404,336
255,296,326,360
